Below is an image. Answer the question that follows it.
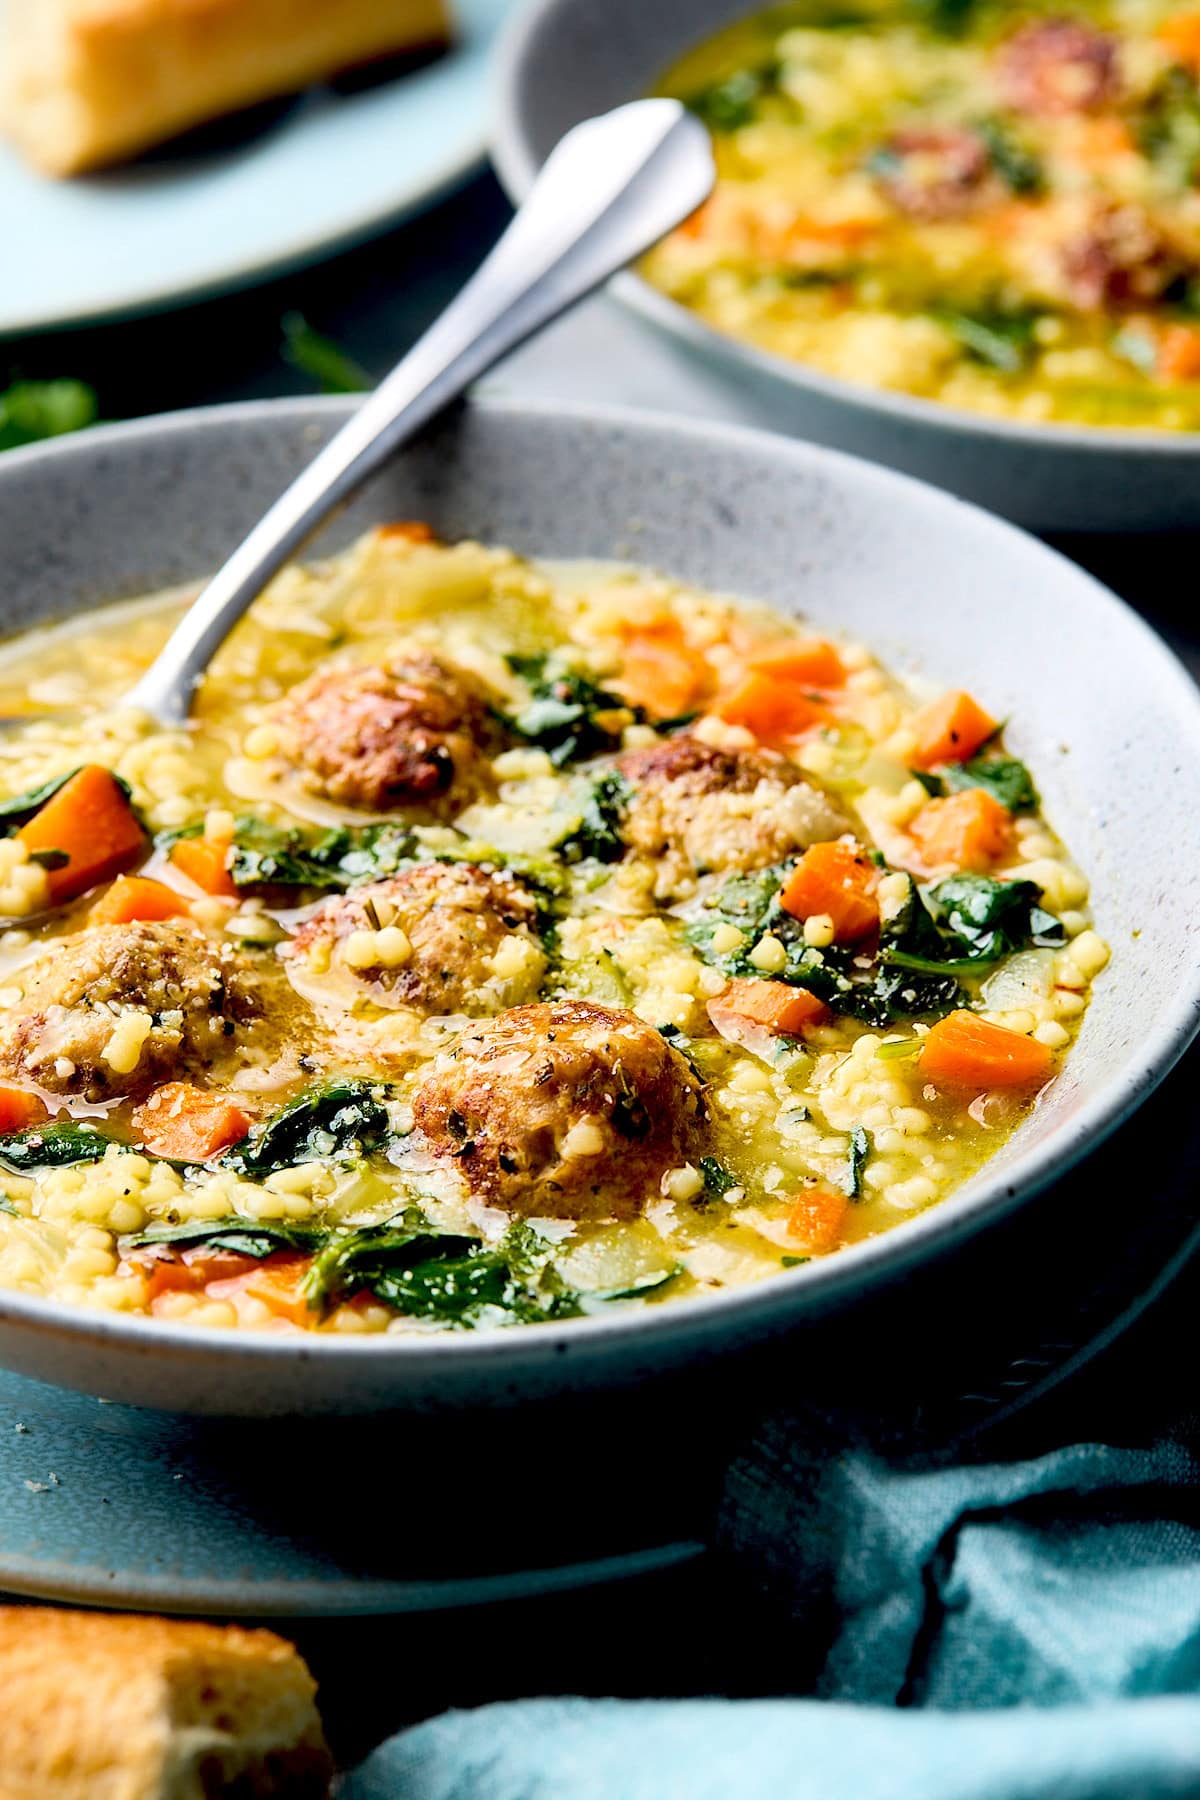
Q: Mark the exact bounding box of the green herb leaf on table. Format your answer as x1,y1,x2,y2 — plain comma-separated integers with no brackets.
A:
281,314,370,394
0,380,97,453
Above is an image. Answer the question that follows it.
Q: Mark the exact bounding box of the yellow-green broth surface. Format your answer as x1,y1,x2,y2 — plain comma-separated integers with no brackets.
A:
0,528,1106,1335
647,0,1200,427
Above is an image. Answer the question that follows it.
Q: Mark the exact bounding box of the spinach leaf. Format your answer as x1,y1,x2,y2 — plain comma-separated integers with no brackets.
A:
944,756,1039,811
910,0,982,35
700,1156,738,1199
685,65,776,132
936,308,1039,374
301,1220,477,1312
366,1223,582,1327
975,117,1043,195
686,863,789,969
226,816,416,891
0,1193,17,1217
927,874,1064,957
221,1082,393,1178
0,380,97,453
505,654,637,767
126,1218,325,1258
281,313,370,394
842,1125,871,1198
585,1267,680,1302
689,863,964,1025
1139,68,1200,187
0,1123,115,1172
557,770,631,864
0,770,81,829
910,767,944,799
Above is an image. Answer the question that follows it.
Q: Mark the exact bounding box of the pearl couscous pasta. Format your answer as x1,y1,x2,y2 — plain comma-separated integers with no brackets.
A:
647,0,1200,429
0,525,1105,1334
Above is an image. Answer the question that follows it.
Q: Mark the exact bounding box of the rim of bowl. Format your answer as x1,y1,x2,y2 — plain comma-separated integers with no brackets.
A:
491,0,1200,464
0,392,1196,1381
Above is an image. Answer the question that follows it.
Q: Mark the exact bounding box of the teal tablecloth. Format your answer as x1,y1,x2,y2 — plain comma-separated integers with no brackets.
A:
345,1368,1200,1798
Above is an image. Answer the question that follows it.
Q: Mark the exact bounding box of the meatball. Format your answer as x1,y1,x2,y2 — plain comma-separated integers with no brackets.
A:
873,127,997,221
413,1000,706,1221
285,862,546,1017
0,922,261,1101
1056,201,1179,310
271,650,502,817
616,734,849,896
997,18,1120,117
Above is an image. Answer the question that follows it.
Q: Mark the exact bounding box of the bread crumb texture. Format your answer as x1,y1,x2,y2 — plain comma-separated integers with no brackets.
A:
0,1607,333,1799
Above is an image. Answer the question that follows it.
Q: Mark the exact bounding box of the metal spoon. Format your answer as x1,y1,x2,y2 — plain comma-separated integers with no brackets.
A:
111,99,714,728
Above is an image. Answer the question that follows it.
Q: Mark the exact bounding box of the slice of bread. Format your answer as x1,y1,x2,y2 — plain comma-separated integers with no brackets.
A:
0,1607,333,1798
0,0,453,176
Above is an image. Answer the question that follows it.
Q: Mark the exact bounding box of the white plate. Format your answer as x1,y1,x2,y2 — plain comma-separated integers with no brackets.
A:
0,0,510,337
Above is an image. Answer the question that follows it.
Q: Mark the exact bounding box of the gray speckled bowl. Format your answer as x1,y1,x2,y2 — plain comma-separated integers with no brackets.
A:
492,0,1200,532
0,397,1196,1415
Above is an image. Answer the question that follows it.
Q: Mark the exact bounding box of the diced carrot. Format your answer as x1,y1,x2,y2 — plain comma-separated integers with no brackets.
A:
677,197,718,239
378,520,436,543
1073,116,1135,162
17,765,146,905
144,1248,260,1305
910,690,998,768
708,978,831,1038
755,215,876,259
130,1083,252,1163
747,638,846,688
0,1087,48,1133
1158,9,1200,69
170,834,236,898
717,671,823,743
919,1010,1055,1090
613,619,712,720
786,1184,849,1254
909,789,1013,872
88,874,189,927
240,1254,318,1329
779,841,879,941
1158,323,1200,382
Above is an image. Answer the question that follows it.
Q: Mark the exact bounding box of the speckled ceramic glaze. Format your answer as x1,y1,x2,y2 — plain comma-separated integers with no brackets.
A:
0,397,1195,1415
492,0,1200,532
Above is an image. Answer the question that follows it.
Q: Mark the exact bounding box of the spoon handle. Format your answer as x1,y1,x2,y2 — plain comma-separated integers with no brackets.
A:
127,99,713,726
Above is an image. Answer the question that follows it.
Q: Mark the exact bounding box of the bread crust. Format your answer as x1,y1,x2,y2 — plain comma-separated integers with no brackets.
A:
1,0,452,175
0,1607,333,1799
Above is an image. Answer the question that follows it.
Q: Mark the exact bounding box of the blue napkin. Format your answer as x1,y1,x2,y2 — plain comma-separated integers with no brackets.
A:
344,1380,1200,1796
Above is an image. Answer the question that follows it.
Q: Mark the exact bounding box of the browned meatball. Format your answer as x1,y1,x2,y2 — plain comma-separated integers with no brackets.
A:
413,1000,706,1221
1057,202,1179,310
616,734,849,895
271,651,502,817
998,18,1120,117
0,923,262,1101
873,127,997,221
285,862,545,1017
